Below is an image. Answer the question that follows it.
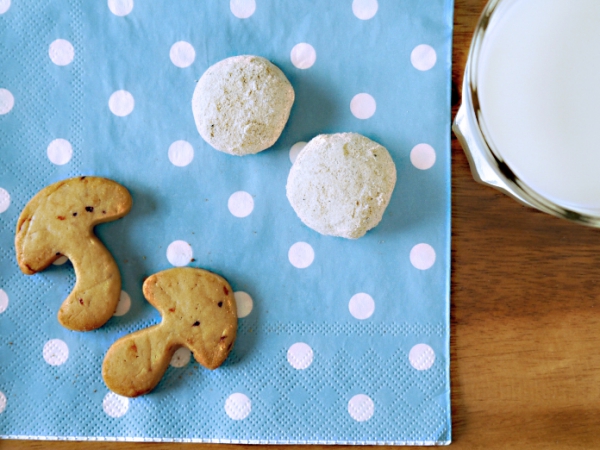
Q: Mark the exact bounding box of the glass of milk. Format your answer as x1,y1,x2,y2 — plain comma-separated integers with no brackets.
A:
454,0,600,225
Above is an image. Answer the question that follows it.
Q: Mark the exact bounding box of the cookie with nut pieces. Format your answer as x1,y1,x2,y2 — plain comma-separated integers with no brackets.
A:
15,176,132,331
102,267,238,397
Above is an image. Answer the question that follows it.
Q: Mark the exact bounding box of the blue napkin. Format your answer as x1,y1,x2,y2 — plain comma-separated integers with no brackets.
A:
0,0,453,444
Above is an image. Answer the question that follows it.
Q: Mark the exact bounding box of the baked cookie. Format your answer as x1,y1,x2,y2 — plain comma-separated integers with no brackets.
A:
286,133,397,239
192,55,295,156
102,267,237,397
15,176,132,331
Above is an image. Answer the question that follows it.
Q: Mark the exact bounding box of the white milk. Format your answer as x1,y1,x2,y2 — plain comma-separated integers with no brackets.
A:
477,0,600,212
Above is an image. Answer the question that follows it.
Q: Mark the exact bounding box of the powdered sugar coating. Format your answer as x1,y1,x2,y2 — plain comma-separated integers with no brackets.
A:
192,55,294,156
286,133,396,239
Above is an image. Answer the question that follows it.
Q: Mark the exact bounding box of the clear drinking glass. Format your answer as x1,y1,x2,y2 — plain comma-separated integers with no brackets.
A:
453,0,600,226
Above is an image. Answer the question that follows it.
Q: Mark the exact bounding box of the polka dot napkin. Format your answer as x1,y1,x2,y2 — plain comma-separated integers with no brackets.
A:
0,0,453,444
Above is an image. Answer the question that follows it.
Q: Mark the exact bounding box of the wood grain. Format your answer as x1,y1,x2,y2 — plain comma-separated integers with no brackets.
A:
4,0,600,448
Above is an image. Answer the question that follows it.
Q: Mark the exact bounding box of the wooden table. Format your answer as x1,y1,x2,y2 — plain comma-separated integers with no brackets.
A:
4,0,600,448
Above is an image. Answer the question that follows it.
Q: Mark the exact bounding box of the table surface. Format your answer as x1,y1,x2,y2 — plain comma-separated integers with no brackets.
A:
4,0,600,449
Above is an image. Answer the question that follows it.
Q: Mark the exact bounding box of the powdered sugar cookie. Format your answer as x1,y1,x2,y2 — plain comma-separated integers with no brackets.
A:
192,55,294,156
286,133,396,239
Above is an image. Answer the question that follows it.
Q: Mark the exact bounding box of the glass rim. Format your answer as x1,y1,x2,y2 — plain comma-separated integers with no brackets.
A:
457,0,600,227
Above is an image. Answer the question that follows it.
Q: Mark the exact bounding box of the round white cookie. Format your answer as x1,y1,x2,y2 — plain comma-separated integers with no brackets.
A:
192,55,295,156
286,133,397,239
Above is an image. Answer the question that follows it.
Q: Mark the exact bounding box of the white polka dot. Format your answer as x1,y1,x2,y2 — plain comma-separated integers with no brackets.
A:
0,188,9,213
352,0,378,20
228,191,254,218
103,392,129,418
409,343,436,370
47,139,73,165
108,90,134,117
0,88,14,115
411,44,437,71
43,339,69,366
350,93,376,119
410,143,436,170
287,342,313,370
288,242,314,269
410,243,436,270
166,240,193,267
108,0,133,16
230,0,255,19
113,290,131,317
0,0,10,14
168,140,194,167
48,39,74,66
348,293,375,320
234,291,253,318
225,393,251,420
289,141,306,164
290,43,316,69
0,289,8,314
170,347,191,368
52,255,68,266
0,391,6,414
169,41,196,68
348,394,374,422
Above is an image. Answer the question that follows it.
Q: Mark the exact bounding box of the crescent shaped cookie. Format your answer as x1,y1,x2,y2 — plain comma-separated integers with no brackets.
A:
102,267,238,397
15,176,132,331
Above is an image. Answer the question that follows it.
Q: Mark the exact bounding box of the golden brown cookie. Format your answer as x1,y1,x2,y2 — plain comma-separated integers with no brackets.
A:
15,176,132,331
102,267,238,397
